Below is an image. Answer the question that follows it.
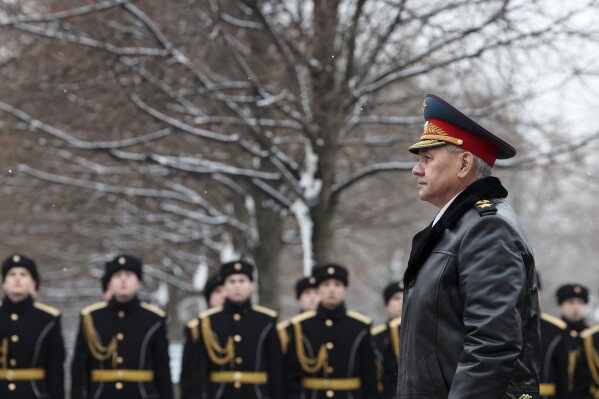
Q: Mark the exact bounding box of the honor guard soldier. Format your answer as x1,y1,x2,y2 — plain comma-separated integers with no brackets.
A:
295,276,320,313
553,284,597,399
284,264,379,399
0,254,65,399
581,321,599,399
372,281,403,399
70,254,173,399
179,274,225,399
181,260,284,399
277,276,320,359
537,273,565,399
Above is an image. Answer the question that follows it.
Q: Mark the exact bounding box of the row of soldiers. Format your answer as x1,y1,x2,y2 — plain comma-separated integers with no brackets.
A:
1,252,598,398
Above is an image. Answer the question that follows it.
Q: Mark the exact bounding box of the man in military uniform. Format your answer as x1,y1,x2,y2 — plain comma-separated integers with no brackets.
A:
295,276,320,313
71,254,173,399
276,276,320,360
581,320,599,399
372,281,403,399
537,273,565,399
180,273,225,398
181,260,283,399
553,284,597,399
284,263,379,399
0,254,65,399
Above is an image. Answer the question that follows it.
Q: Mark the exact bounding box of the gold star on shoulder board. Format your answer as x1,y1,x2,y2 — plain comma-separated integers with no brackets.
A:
475,199,492,208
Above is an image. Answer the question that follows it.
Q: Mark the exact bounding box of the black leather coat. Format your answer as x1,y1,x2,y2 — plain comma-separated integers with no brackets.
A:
397,177,541,399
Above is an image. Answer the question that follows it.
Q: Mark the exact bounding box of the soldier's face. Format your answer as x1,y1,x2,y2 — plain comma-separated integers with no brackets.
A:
2,267,34,302
109,270,142,303
298,288,320,311
385,292,404,319
559,297,586,323
412,146,470,208
224,274,253,304
208,285,227,308
318,279,346,309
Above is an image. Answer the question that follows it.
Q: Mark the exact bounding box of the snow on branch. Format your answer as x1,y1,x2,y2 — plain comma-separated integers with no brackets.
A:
130,95,239,142
250,178,293,209
331,161,415,199
0,100,171,148
0,0,137,27
16,164,202,204
14,22,169,57
149,154,281,180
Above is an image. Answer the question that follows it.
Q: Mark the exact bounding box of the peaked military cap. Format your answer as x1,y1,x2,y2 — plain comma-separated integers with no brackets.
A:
556,283,589,304
312,263,349,286
203,273,223,302
1,253,40,288
104,254,143,283
409,93,516,167
218,260,254,281
383,280,404,304
295,276,318,299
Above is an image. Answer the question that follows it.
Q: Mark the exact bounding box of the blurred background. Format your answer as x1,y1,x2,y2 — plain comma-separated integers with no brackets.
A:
1,0,598,374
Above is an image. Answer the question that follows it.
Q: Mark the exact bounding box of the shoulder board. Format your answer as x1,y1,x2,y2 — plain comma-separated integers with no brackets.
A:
290,310,317,324
34,301,61,317
541,312,567,330
277,320,290,331
581,325,599,339
140,302,166,317
389,317,402,328
199,306,223,319
253,305,278,318
186,318,200,329
81,301,108,315
347,310,372,325
371,323,388,336
0,300,3,306
474,199,497,217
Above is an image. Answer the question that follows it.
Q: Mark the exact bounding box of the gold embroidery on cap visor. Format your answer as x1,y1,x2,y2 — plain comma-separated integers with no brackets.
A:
409,121,464,151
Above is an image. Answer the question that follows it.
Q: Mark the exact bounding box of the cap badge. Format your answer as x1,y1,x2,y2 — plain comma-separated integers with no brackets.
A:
12,255,20,263
118,257,126,265
518,395,532,399
327,267,335,275
309,277,316,284
574,286,582,293
234,262,242,271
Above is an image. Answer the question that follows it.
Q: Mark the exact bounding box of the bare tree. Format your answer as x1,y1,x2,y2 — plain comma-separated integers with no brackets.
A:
1,0,599,325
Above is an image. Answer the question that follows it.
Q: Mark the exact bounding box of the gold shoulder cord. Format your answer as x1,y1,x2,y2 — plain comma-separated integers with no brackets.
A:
200,315,234,366
584,335,599,388
292,322,327,374
0,338,7,368
83,313,117,363
391,326,400,362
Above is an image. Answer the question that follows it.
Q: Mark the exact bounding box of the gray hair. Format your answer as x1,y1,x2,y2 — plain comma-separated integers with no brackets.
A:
444,144,492,179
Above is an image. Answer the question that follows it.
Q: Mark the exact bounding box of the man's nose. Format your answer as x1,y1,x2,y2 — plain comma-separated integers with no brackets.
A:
412,162,423,176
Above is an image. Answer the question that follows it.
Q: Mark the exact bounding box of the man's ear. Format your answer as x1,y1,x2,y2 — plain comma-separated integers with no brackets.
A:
457,151,474,178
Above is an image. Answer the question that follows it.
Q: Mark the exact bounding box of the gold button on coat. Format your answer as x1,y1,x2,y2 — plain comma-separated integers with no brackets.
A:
9,359,17,366
117,333,124,341
115,382,124,390
11,335,19,343
10,313,18,321
116,356,124,364
233,313,241,321
8,383,16,391
236,357,243,364
234,381,241,389
325,319,333,327
118,311,125,318
326,389,334,397
234,335,242,342
326,342,334,350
